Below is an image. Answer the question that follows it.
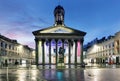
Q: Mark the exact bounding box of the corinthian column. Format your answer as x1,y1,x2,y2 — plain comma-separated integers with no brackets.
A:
74,40,77,66
80,39,84,63
55,39,58,66
35,38,38,66
68,40,71,68
49,39,51,68
42,39,45,66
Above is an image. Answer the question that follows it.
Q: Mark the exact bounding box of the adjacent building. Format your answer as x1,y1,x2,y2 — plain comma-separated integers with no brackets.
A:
0,34,35,66
84,31,120,64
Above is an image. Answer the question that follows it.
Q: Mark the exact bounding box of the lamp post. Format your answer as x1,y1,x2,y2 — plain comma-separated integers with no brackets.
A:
27,50,32,77
6,64,9,81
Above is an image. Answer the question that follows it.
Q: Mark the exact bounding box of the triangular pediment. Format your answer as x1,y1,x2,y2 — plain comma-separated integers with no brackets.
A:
33,25,86,36
40,26,73,33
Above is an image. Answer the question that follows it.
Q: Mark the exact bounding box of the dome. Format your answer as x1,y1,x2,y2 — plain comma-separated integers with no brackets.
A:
54,5,65,15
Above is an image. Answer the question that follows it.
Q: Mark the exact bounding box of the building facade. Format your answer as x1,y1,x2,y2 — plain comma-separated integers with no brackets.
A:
0,34,35,66
33,5,86,67
114,31,120,63
85,31,120,64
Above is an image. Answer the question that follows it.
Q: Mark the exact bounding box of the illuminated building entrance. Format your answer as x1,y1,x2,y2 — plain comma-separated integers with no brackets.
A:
33,5,86,67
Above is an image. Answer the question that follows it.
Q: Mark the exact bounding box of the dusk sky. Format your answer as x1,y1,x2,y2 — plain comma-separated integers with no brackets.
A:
0,0,120,49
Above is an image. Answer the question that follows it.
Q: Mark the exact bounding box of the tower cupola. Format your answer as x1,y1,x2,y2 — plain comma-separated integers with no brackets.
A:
54,5,65,26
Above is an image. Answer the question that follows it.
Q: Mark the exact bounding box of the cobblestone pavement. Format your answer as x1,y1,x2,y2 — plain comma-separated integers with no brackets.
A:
0,65,120,81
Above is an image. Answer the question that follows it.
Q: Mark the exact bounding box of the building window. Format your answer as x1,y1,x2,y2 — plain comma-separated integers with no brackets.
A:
112,43,114,47
106,45,107,49
5,43,7,48
1,42,3,47
117,47,119,53
12,46,14,50
109,44,111,48
109,53,111,55
112,53,114,55
9,45,11,49
117,40,119,45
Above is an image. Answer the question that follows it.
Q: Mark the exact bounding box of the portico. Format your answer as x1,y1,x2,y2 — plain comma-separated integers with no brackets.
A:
32,5,86,67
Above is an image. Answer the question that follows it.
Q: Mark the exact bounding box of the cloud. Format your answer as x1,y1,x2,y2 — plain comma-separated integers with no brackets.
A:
0,0,119,49
0,0,51,49
3,28,35,48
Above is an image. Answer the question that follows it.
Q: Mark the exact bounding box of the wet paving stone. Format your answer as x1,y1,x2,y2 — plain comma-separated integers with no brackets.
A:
1,66,120,81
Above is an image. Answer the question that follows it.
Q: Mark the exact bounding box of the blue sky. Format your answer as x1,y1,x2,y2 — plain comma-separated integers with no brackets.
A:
0,0,120,48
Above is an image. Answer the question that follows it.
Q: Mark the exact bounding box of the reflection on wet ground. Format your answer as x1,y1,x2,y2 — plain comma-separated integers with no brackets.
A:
0,69,85,81
40,68,120,81
38,64,120,69
40,69,85,81
1,65,120,81
0,66,44,81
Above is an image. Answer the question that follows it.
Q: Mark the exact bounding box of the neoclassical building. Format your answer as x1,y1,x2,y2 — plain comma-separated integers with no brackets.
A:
85,31,120,64
0,34,35,66
33,5,86,67
114,31,120,63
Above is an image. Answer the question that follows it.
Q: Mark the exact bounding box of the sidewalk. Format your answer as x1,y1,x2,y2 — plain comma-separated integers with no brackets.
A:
0,65,38,69
85,63,120,68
